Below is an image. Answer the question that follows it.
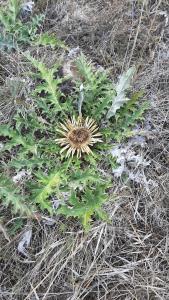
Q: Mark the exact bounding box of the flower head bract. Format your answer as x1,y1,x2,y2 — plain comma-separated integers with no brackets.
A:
55,116,102,157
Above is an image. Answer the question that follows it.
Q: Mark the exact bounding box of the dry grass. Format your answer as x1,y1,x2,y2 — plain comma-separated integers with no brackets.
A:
0,0,169,299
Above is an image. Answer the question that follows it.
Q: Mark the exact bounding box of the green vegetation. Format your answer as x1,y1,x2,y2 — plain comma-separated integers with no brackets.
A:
0,0,44,50
0,0,148,230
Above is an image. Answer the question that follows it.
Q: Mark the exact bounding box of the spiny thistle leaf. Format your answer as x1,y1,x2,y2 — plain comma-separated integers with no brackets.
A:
8,0,21,23
0,0,21,28
69,169,101,189
26,54,62,111
0,124,38,154
111,101,149,142
9,158,45,170
34,33,67,49
31,170,66,213
58,184,108,231
76,54,96,83
0,124,27,150
75,54,115,121
106,67,136,119
0,176,32,215
0,33,15,50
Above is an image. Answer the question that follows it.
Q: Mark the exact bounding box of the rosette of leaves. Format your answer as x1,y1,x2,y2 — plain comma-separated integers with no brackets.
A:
0,52,148,230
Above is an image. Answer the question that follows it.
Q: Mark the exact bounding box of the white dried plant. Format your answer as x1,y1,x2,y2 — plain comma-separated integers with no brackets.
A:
18,227,32,257
12,170,31,183
107,67,136,119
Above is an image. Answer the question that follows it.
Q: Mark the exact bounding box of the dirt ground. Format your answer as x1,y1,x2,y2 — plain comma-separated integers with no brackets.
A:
0,0,169,299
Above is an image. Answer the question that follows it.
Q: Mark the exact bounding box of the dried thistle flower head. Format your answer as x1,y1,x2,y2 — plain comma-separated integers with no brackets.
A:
55,116,102,157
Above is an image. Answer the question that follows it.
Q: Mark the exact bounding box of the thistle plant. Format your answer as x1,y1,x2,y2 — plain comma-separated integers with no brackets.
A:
0,52,148,230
